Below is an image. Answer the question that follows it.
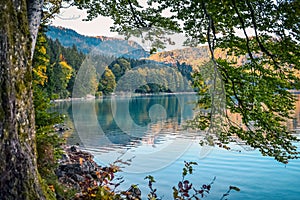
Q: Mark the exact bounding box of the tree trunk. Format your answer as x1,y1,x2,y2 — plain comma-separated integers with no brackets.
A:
0,0,45,199
27,0,44,58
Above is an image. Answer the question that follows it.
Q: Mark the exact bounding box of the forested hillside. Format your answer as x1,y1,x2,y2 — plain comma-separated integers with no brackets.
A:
38,38,195,99
43,26,261,99
46,26,149,59
148,46,252,70
149,47,211,69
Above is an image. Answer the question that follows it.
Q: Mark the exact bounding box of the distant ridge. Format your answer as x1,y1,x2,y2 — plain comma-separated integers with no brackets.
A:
149,46,211,70
46,26,150,59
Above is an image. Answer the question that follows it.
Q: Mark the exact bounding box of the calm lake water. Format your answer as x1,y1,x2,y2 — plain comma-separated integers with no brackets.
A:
54,94,300,200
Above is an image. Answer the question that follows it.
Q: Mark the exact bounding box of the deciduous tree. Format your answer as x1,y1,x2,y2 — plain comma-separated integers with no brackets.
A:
81,0,300,162
0,0,46,199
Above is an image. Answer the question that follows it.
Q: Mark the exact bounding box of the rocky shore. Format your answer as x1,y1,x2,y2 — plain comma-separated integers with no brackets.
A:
56,145,141,199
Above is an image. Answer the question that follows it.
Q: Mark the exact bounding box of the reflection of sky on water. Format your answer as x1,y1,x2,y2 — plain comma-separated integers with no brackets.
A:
53,94,300,199
95,94,194,145
53,94,300,147
92,137,193,173
63,94,199,172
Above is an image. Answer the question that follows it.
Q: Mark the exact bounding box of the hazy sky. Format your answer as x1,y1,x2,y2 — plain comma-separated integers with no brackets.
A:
51,6,116,37
51,6,186,51
50,4,254,52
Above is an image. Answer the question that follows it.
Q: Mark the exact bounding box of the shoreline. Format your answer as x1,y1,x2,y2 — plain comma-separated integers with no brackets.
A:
57,145,141,199
51,92,198,103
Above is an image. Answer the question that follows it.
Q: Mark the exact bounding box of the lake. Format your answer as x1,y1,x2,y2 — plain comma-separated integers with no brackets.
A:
54,94,300,199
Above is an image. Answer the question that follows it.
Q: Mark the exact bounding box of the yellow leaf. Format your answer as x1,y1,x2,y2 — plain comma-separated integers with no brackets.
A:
48,185,55,192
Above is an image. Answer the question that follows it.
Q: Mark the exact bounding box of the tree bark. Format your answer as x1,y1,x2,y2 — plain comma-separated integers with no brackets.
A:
0,0,45,199
27,0,44,58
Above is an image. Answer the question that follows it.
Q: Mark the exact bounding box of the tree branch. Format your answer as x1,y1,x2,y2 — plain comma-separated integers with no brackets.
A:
231,0,254,60
245,0,279,67
127,0,147,28
201,1,227,134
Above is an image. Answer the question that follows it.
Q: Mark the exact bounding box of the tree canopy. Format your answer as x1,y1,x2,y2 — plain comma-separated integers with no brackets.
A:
0,0,299,198
78,0,300,163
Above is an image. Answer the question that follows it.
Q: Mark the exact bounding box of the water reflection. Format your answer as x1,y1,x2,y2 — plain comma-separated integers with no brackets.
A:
54,93,300,145
289,94,300,131
53,93,300,172
91,94,191,146
53,94,300,198
53,94,199,172
225,94,300,132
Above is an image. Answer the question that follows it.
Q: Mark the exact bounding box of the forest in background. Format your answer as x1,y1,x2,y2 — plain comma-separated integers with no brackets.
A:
35,26,202,100
41,26,256,100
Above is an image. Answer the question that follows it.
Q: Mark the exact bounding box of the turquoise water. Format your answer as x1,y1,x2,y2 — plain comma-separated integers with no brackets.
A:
55,94,300,199
115,143,300,200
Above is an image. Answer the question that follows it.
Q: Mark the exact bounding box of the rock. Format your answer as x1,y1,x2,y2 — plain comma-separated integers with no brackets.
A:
59,153,70,163
126,185,142,200
82,160,97,173
54,123,71,134
71,174,85,182
59,164,82,175
85,174,93,180
70,145,77,152
56,145,124,199
59,176,81,191
90,171,99,180
55,168,65,178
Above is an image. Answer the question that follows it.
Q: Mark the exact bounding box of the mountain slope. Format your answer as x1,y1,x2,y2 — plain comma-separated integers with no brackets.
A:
149,46,211,69
46,26,149,59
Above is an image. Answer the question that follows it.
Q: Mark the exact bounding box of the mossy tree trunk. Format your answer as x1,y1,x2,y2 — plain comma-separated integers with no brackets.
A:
0,0,45,199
